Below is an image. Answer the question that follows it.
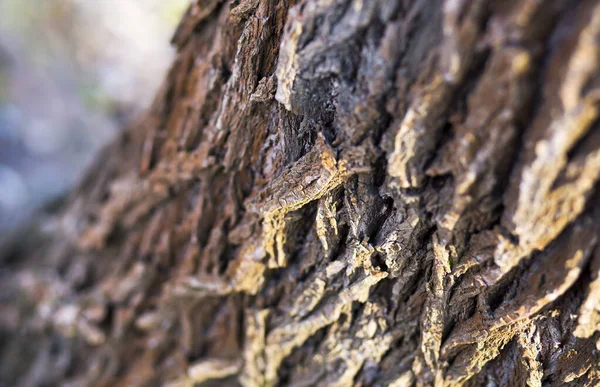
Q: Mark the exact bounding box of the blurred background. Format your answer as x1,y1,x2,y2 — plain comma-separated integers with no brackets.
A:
0,0,189,232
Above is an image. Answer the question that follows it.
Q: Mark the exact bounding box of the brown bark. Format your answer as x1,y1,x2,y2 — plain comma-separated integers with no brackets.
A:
2,0,600,386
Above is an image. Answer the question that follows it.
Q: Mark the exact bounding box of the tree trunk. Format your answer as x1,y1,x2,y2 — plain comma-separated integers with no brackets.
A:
2,0,600,385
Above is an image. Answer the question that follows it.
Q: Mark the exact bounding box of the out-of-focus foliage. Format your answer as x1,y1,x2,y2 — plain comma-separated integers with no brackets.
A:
0,0,189,231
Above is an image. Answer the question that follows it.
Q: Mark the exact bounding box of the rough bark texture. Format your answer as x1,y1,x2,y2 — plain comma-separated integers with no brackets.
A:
2,0,600,386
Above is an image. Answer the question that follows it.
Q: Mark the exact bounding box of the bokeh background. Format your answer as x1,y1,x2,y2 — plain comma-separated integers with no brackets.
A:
0,0,189,232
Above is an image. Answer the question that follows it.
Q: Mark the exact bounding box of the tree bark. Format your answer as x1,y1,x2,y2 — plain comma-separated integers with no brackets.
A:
2,0,600,386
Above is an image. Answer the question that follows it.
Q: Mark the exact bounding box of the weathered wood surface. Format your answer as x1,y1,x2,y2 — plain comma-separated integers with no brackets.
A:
2,0,600,386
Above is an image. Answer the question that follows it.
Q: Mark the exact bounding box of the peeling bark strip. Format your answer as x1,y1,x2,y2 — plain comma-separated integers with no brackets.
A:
2,0,600,386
